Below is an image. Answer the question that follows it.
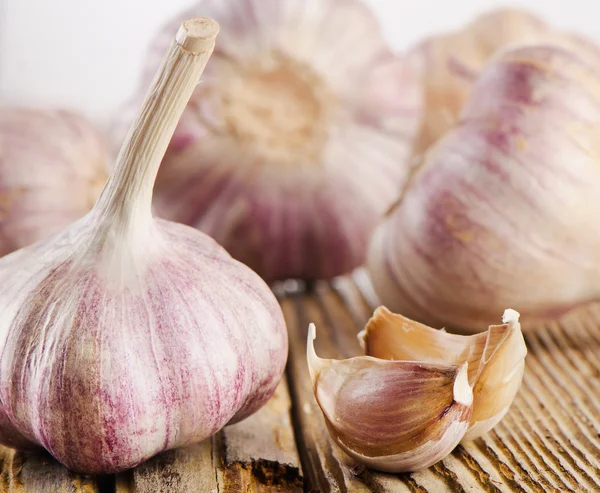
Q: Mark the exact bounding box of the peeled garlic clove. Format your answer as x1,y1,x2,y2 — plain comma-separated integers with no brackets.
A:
369,44,600,332
410,8,600,156
308,324,472,473
361,307,527,440
0,18,288,474
115,0,423,282
0,108,107,256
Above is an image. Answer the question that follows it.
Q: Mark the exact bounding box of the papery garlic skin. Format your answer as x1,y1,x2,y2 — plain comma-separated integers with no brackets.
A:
464,309,526,440
0,18,288,474
0,109,107,256
368,45,600,331
308,324,472,473
361,307,526,441
410,8,600,156
122,0,422,282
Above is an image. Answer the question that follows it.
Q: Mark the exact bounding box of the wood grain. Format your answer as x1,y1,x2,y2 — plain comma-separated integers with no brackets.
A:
1,275,599,492
0,446,101,493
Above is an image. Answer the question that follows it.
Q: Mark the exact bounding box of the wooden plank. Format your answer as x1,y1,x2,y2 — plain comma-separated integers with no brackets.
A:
217,380,303,492
0,446,100,493
121,440,218,493
283,292,377,492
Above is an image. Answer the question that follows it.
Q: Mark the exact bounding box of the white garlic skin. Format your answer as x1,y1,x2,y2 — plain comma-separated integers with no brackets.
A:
0,108,107,256
0,214,287,473
121,0,422,282
368,45,600,332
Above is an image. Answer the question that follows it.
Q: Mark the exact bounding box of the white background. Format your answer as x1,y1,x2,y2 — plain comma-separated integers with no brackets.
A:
0,0,589,124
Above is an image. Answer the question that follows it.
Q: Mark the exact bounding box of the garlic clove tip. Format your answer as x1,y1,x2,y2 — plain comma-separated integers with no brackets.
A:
502,308,520,325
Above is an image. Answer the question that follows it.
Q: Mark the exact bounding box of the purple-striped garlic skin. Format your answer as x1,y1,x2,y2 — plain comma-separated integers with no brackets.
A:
122,0,422,282
368,45,600,332
0,216,287,474
0,108,108,256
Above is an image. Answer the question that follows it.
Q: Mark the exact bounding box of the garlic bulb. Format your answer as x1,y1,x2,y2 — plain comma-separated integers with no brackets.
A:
369,44,600,331
410,8,600,156
0,108,107,256
0,18,287,474
125,0,422,282
308,308,525,472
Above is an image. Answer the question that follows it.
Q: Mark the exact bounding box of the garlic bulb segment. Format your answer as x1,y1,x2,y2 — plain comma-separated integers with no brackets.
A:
0,108,107,256
0,17,288,475
410,8,600,156
307,324,472,473
361,307,526,440
121,0,423,282
368,44,600,331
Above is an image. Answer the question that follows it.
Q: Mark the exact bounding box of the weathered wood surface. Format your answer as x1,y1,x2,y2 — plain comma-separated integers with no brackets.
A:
1,274,600,492
284,274,600,493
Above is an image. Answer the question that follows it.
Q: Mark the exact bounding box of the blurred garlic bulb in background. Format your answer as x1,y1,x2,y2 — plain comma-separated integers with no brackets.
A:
120,0,422,282
369,45,600,331
410,8,600,156
0,108,107,256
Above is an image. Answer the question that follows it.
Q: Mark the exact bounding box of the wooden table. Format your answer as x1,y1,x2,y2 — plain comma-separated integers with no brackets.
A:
1,273,599,492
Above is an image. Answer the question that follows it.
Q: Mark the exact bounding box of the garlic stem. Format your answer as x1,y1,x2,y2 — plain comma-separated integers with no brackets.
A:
94,18,219,231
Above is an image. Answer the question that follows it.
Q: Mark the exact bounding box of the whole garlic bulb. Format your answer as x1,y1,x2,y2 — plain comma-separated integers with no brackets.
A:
0,18,287,474
127,0,422,282
0,108,107,256
369,45,600,331
410,8,600,156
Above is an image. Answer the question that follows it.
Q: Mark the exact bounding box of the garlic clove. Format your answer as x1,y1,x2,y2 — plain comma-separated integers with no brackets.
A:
360,307,527,441
307,324,472,473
